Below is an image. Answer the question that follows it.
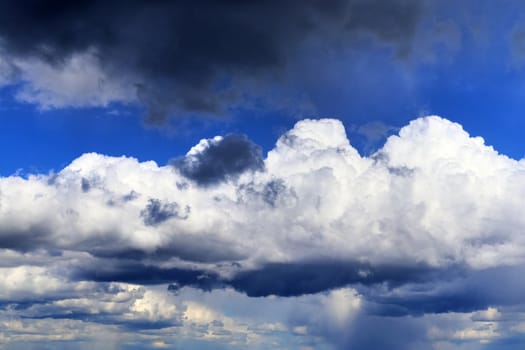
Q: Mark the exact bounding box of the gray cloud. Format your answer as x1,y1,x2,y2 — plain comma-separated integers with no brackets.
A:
261,179,288,207
173,134,264,186
81,177,91,192
342,314,427,350
0,0,424,122
229,260,438,297
140,199,189,226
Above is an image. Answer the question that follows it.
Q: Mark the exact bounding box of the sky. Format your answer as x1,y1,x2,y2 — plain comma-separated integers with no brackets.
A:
2,1,525,349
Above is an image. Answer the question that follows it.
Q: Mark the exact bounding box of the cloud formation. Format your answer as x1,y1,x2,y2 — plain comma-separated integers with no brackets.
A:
0,0,424,121
172,134,264,186
2,116,525,348
2,116,525,275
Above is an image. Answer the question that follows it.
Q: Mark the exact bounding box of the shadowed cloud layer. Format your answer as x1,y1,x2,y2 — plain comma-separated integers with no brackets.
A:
0,0,424,121
1,116,525,279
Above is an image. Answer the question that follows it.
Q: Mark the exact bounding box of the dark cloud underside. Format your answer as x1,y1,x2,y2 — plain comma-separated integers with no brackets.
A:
0,0,424,122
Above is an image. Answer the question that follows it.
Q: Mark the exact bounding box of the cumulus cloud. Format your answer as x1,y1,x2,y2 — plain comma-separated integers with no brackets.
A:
1,116,525,278
2,116,525,348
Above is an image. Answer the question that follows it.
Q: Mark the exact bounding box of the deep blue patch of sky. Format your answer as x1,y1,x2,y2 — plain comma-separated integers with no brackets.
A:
3,2,525,175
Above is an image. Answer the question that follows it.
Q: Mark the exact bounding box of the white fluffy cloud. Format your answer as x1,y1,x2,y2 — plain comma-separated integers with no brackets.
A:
1,116,524,271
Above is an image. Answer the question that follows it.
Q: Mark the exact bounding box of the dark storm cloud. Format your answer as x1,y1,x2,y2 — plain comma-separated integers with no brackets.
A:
140,198,189,226
75,260,222,291
75,257,525,320
366,264,525,316
0,224,52,251
173,134,264,186
89,237,247,264
72,258,442,297
228,261,440,297
0,0,424,122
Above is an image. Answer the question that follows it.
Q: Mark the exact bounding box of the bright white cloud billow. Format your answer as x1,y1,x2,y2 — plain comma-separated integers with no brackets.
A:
0,116,524,269
2,116,525,349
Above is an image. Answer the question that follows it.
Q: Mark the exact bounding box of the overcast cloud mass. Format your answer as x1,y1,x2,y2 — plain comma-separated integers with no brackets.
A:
0,0,425,122
3,0,525,349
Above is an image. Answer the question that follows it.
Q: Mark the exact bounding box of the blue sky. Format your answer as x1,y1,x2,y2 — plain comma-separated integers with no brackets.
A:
3,1,525,349
2,2,525,176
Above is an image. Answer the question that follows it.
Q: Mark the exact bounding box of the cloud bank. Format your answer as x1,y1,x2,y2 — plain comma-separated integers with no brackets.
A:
0,0,424,121
2,116,525,349
2,116,523,270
